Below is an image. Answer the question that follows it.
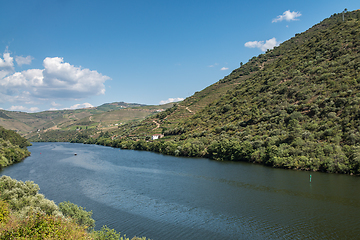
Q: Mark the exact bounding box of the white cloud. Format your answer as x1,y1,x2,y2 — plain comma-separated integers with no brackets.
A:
9,105,39,112
0,54,111,104
0,91,33,104
159,97,184,105
0,52,14,69
221,67,229,71
245,37,279,51
67,102,94,109
9,106,27,111
208,63,218,68
0,70,12,79
48,102,93,111
51,101,61,107
272,10,301,23
0,52,15,79
15,55,34,66
39,57,110,98
245,41,261,49
29,107,40,112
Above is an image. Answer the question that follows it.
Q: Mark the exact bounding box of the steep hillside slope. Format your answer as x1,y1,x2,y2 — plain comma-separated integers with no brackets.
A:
0,126,31,168
86,10,360,174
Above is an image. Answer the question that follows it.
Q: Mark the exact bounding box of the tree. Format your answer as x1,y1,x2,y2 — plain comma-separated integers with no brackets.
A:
58,201,95,230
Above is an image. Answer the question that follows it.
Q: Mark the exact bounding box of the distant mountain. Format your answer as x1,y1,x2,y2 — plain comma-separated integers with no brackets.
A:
82,10,360,174
0,102,174,138
96,102,147,111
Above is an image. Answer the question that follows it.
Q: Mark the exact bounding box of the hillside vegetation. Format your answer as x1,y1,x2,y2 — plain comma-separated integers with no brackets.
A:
68,10,360,175
0,102,173,140
25,103,174,142
0,126,31,168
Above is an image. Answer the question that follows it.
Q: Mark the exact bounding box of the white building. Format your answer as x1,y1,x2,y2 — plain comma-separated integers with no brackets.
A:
152,134,164,140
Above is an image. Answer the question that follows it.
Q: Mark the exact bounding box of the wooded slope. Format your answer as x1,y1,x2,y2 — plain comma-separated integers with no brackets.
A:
89,10,360,174
0,126,31,168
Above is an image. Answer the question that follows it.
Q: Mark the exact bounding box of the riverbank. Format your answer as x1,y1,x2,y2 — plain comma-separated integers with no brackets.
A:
69,136,360,176
0,126,31,169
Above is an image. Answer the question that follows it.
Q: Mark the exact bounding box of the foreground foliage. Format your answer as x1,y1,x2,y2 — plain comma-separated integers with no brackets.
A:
0,176,149,240
59,201,96,230
0,208,90,240
0,176,62,218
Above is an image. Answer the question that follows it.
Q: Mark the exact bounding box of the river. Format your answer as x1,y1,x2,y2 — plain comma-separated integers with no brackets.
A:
1,142,359,239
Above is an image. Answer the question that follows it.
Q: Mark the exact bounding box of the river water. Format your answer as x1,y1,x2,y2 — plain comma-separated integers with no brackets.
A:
1,142,359,239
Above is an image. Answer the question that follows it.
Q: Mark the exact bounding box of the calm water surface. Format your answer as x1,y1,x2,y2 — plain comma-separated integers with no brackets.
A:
1,142,359,239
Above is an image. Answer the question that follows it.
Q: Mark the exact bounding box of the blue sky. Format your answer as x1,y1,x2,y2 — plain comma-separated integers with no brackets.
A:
0,0,359,112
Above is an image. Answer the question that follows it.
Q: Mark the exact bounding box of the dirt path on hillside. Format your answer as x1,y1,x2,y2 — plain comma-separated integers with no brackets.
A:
186,107,193,113
152,120,160,130
44,121,60,132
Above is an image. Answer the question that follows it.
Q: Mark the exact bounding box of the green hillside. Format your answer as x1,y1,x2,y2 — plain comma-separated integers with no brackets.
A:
0,126,31,168
78,10,360,174
26,103,174,142
0,102,174,139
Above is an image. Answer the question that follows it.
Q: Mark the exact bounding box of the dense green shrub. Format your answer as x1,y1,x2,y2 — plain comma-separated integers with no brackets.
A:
59,201,95,230
0,211,89,240
0,176,62,218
